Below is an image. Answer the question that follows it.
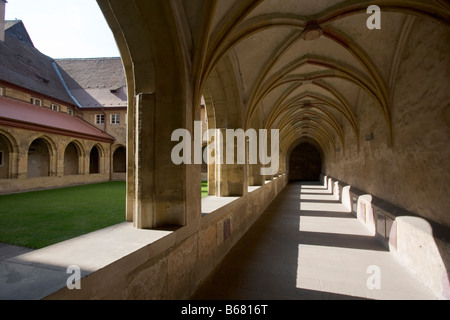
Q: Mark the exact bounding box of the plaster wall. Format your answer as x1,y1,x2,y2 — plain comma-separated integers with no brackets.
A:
324,18,450,227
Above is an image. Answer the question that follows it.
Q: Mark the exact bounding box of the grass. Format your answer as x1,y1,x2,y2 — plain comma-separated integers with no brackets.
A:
201,181,208,198
0,181,209,249
0,181,126,249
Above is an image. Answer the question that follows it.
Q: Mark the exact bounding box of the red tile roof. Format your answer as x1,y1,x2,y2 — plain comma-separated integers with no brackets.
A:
0,96,114,143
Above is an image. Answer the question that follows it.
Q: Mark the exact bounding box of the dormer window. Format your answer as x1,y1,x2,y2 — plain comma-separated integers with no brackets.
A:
30,97,41,106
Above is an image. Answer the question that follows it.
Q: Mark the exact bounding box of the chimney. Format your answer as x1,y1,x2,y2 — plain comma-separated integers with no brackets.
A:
0,0,6,42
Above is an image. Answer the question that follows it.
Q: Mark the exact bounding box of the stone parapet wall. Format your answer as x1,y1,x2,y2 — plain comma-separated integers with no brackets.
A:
322,174,450,300
44,175,288,300
0,174,111,195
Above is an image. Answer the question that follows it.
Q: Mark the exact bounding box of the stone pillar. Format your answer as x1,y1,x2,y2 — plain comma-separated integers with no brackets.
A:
17,149,28,180
278,151,287,176
9,151,19,179
98,0,201,229
215,128,245,197
248,163,263,186
134,93,155,228
49,147,57,177
132,93,198,229
260,129,275,182
56,144,65,177
81,149,90,176
247,134,263,186
126,96,136,222
205,128,216,196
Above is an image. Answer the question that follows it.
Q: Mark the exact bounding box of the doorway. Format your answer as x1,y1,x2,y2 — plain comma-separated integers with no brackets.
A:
289,143,322,182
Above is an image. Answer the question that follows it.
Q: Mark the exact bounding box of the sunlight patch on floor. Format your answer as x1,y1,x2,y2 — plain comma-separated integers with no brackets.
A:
296,244,380,299
299,216,371,236
296,183,437,300
300,188,332,194
300,201,350,212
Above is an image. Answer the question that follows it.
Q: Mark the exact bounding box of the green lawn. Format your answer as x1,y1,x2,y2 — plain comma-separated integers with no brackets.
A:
1,181,209,249
0,182,126,249
202,181,208,198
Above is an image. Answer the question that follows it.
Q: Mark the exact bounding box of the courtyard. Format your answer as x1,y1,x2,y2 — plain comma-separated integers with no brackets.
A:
0,182,126,249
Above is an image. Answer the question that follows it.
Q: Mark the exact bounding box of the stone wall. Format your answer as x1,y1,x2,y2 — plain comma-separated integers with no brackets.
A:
330,175,450,300
44,175,288,300
324,17,450,227
3,86,74,114
0,125,112,194
82,110,128,146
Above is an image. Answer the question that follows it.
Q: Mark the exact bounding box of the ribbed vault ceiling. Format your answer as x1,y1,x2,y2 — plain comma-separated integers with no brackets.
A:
99,0,449,158
197,0,450,156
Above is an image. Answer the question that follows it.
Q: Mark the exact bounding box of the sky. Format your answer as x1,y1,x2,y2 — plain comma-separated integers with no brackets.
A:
5,0,120,58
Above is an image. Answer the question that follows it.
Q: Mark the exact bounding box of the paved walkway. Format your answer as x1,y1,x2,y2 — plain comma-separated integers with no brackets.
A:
0,244,33,263
192,182,437,300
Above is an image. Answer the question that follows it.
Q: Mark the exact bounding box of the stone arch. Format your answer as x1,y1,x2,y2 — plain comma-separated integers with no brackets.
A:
64,141,83,176
202,57,246,197
89,144,103,174
99,0,194,228
204,57,244,130
27,137,55,178
0,131,17,179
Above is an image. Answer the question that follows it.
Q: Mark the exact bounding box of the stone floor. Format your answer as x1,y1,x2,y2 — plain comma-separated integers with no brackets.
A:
192,182,438,300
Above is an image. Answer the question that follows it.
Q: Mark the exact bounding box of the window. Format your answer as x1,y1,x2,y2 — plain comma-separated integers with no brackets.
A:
30,98,42,106
0,87,4,96
96,114,105,125
68,109,74,116
51,104,60,112
111,114,120,124
0,151,3,166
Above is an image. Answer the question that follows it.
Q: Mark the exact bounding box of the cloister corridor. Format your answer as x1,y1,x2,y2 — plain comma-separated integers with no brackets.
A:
192,182,437,300
1,0,448,301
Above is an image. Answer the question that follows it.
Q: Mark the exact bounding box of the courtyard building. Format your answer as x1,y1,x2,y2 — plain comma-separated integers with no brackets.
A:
0,11,128,194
